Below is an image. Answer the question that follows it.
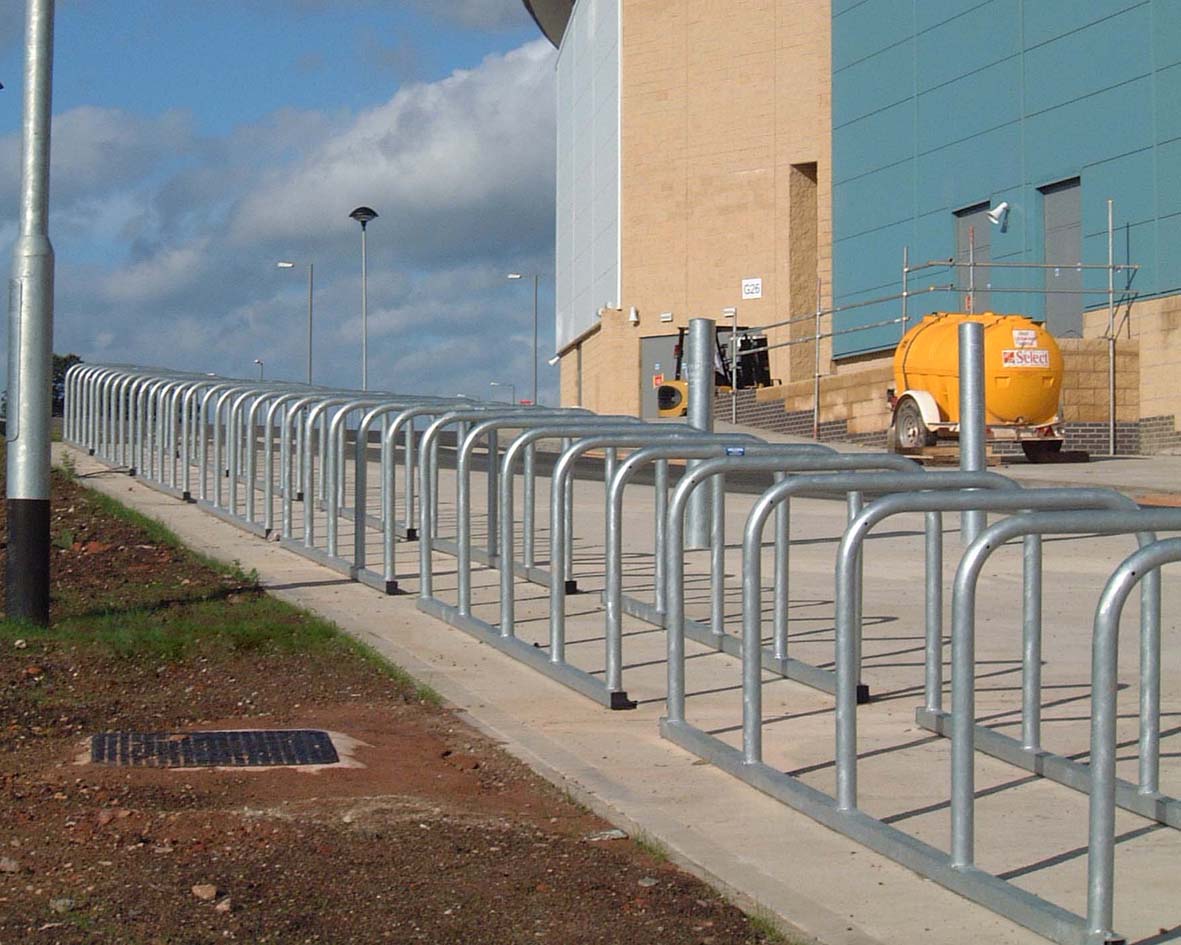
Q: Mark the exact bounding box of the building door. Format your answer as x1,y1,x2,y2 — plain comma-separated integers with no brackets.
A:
639,334,680,418
954,203,992,314
1041,178,1082,337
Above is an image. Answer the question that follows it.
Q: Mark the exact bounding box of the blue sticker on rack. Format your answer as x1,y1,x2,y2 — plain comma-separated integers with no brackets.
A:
724,446,746,456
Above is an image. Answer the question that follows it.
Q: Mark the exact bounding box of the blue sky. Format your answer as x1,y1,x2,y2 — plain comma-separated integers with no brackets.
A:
0,0,559,401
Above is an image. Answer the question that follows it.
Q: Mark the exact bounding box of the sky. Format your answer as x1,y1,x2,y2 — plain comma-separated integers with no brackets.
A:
0,0,559,403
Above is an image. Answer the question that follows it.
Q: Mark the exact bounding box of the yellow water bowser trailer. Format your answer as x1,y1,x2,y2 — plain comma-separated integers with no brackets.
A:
887,312,1065,462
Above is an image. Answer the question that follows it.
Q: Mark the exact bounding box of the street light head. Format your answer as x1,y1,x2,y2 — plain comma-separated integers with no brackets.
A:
254,359,263,365
506,273,523,280
276,261,296,269
349,206,378,228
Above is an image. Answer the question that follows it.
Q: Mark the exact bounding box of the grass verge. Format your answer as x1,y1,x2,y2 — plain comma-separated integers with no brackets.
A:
1,457,441,706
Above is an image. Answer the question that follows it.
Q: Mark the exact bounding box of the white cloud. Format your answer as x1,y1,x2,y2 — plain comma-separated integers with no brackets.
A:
0,106,195,219
5,38,560,403
227,40,556,263
99,238,210,305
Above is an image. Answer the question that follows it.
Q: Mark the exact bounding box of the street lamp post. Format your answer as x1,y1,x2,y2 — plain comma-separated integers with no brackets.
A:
7,0,56,625
506,272,540,406
253,358,264,381
349,206,378,390
276,260,314,384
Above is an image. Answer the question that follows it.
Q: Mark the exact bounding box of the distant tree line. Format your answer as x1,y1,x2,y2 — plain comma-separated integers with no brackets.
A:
1,352,82,420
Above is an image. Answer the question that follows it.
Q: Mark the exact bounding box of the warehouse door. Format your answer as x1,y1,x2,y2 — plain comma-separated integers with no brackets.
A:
640,334,679,418
1041,178,1082,337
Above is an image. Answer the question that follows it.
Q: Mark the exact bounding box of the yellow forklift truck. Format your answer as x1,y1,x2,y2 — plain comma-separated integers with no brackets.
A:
656,326,775,417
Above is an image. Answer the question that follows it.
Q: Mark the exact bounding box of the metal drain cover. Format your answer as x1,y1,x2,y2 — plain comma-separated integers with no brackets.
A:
90,729,339,768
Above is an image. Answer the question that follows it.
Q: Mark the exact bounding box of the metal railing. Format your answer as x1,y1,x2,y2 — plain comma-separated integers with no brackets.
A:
64,360,1177,945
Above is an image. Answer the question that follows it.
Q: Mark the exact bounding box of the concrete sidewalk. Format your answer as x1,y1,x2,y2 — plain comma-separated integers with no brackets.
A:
57,443,1179,945
712,419,1181,498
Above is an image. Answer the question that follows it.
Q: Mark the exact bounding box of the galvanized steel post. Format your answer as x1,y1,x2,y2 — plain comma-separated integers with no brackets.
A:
5,0,56,624
958,321,986,544
685,318,715,549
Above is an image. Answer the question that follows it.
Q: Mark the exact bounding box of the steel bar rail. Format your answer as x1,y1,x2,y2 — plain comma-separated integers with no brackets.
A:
546,431,767,702
361,401,491,592
659,450,957,700
494,423,728,707
828,488,1172,826
603,441,835,693
944,510,1181,943
415,409,639,706
426,413,641,600
841,489,1165,821
415,407,586,598
346,398,473,593
1087,539,1181,938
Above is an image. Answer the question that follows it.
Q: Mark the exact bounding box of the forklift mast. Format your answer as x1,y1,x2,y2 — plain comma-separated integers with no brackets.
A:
672,326,763,388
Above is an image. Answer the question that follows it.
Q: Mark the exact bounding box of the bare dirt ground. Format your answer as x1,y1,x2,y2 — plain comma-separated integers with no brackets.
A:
0,464,781,945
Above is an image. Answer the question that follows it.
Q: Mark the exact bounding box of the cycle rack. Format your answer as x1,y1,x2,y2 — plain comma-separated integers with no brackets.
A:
650,449,971,701
545,432,771,701
417,414,775,708
657,466,1180,945
63,364,1179,944
837,489,1170,825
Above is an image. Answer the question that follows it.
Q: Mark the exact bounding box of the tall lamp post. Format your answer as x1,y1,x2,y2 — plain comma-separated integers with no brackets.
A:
276,260,314,384
253,358,264,381
506,272,539,406
7,0,56,625
349,206,378,390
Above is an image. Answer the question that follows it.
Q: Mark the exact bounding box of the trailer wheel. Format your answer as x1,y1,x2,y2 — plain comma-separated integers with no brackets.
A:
892,397,935,451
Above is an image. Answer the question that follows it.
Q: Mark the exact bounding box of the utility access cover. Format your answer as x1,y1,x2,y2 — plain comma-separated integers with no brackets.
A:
90,730,339,768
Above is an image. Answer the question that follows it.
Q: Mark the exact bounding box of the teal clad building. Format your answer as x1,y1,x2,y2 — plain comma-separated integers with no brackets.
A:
831,0,1181,357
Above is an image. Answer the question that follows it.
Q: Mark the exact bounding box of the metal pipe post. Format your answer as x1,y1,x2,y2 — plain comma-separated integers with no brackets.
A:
959,321,986,544
532,273,539,406
6,0,56,625
1107,199,1116,456
307,263,314,385
685,317,715,549
812,278,822,440
361,224,368,390
900,245,909,336
725,306,737,423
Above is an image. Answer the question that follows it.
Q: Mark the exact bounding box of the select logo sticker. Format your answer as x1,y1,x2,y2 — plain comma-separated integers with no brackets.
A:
1001,348,1050,368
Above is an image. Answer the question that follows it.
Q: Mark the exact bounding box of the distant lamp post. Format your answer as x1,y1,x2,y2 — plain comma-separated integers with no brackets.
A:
506,272,540,406
253,358,264,381
349,205,379,390
489,380,515,405
276,260,314,384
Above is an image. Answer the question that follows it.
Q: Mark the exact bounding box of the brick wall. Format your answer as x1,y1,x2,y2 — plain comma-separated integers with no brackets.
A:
1057,338,1139,423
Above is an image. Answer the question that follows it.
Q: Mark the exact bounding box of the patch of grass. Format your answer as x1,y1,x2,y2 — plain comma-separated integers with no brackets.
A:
58,451,77,480
633,831,669,863
0,617,51,641
4,454,441,709
51,527,76,551
0,593,352,661
747,909,794,944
